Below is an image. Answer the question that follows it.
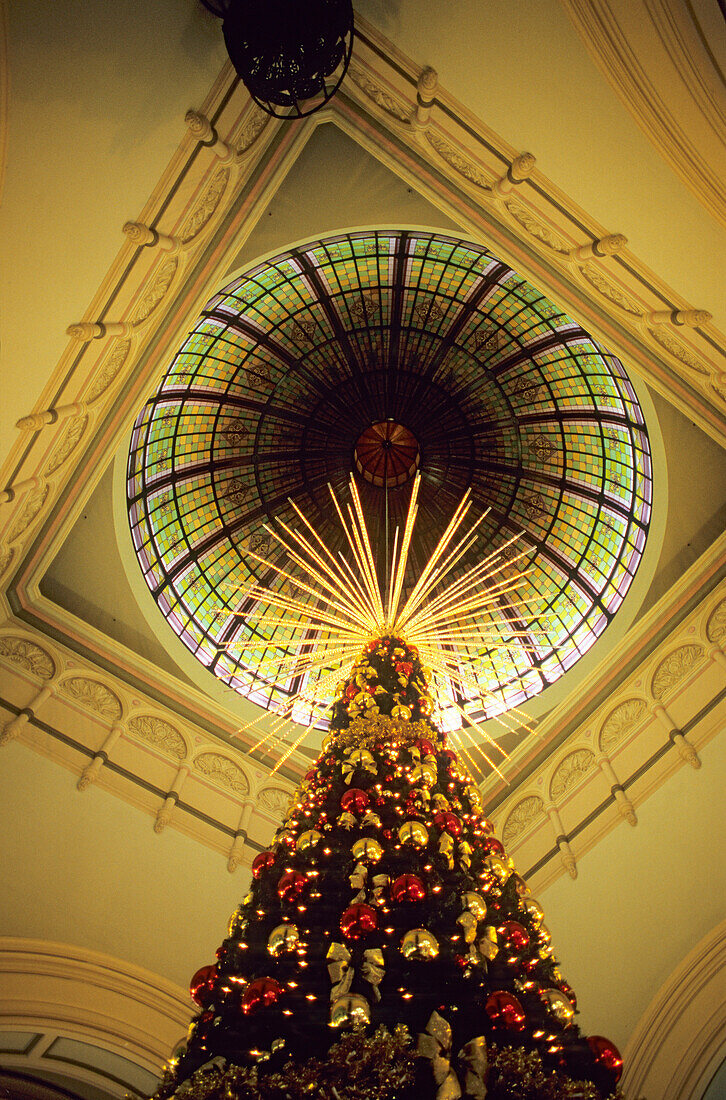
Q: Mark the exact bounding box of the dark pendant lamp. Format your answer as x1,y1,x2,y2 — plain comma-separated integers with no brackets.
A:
201,0,354,118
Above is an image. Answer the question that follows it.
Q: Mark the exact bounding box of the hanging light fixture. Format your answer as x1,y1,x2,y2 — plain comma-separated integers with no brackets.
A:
202,0,354,119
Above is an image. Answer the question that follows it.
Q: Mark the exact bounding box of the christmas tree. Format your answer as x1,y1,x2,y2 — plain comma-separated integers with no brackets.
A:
152,482,624,1100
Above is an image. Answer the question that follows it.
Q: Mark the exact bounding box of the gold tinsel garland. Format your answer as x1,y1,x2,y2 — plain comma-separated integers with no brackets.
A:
325,714,444,752
155,1031,626,1100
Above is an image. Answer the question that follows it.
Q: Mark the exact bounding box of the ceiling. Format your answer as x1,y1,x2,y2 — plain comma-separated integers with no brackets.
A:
0,2,725,1099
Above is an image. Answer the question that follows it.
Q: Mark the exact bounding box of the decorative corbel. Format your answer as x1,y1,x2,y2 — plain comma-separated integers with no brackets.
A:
491,152,536,196
0,474,47,505
412,67,438,128
569,234,627,262
650,702,701,769
646,308,712,327
16,402,86,432
66,321,133,342
596,753,637,826
228,797,255,872
154,762,191,833
0,682,55,745
185,110,235,163
543,801,577,879
77,721,125,791
123,221,181,254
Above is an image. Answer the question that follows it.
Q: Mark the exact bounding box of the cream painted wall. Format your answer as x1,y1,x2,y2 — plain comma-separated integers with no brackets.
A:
0,739,247,995
539,732,726,1054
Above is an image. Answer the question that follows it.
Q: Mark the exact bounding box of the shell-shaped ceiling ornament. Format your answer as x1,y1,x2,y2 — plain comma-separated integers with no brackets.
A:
127,231,651,727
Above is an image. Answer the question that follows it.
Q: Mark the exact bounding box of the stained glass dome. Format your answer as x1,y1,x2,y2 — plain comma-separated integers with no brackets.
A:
127,230,652,728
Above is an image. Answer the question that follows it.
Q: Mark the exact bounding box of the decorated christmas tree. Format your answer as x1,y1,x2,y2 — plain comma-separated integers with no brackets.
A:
153,482,624,1100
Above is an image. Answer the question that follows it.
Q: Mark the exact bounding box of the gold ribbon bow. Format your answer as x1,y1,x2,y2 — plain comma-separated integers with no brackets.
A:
416,1012,461,1100
327,942,353,1000
458,839,473,870
337,811,357,829
417,1012,488,1100
459,1036,487,1099
349,861,367,902
326,943,385,1002
439,831,455,869
371,873,389,903
457,910,478,944
361,947,385,1000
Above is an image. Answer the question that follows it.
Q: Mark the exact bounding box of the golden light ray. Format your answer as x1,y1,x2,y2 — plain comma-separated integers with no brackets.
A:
219,476,555,773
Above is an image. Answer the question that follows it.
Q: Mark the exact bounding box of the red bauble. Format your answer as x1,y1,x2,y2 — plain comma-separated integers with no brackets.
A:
391,873,427,903
587,1036,623,1082
277,869,307,903
481,837,505,858
242,977,283,1015
484,990,526,1031
189,964,217,1007
416,738,435,756
340,903,378,939
439,749,458,766
395,660,413,678
498,920,530,953
251,850,275,879
304,769,316,782
433,810,462,837
340,788,369,814
344,683,358,701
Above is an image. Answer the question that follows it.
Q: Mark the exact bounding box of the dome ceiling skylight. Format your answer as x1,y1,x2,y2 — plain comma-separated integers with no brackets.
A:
127,231,652,726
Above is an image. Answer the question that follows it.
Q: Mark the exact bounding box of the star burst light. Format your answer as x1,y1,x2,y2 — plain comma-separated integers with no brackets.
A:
221,475,553,778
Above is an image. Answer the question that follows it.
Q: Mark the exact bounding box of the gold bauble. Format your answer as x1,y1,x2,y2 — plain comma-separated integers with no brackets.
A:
462,891,487,920
401,927,440,960
391,704,412,720
432,793,451,810
351,836,384,863
296,829,322,853
513,874,532,897
541,988,575,1025
410,763,437,787
484,855,511,884
478,926,499,961
330,992,371,1028
267,922,300,955
228,909,247,937
398,820,429,848
523,898,544,926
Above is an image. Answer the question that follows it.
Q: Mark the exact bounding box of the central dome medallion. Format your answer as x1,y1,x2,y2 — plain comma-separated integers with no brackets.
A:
354,420,420,488
127,231,652,734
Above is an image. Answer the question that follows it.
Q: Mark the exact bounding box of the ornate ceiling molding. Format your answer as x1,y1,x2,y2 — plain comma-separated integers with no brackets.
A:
560,0,726,227
623,918,726,1099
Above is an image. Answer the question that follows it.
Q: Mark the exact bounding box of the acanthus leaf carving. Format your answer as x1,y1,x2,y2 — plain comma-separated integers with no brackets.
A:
194,752,249,796
652,644,705,701
0,636,55,680
347,67,410,122
6,485,49,543
599,698,647,752
425,131,492,189
502,795,544,845
551,749,595,801
504,199,569,254
258,786,292,817
128,714,186,759
237,109,268,155
180,167,230,243
60,676,122,720
0,546,13,578
581,264,642,315
649,328,708,376
87,340,131,403
706,598,726,644
44,416,88,475
130,257,178,325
